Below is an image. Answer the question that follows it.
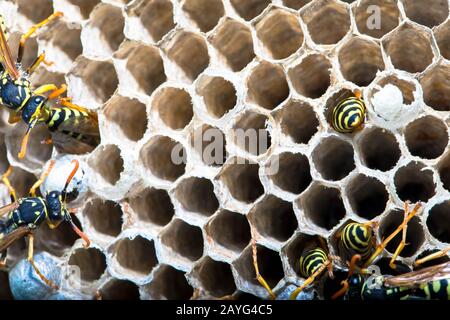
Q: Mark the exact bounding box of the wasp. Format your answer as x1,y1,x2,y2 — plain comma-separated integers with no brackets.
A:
331,89,366,133
0,159,90,289
0,12,100,159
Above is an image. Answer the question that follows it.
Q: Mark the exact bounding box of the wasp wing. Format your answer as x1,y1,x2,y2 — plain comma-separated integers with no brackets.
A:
384,262,450,288
0,202,18,218
0,22,19,80
0,225,30,252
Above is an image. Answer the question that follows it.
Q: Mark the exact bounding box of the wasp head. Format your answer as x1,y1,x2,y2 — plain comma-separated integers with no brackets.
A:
21,95,48,125
45,190,65,221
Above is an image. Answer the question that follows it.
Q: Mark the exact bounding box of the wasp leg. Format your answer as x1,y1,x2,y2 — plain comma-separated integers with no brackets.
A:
290,261,329,300
27,232,58,290
414,246,450,267
48,84,67,100
29,160,55,197
0,250,7,268
251,230,276,300
389,202,410,269
33,84,59,95
8,111,21,124
41,137,53,145
332,254,361,300
1,166,17,202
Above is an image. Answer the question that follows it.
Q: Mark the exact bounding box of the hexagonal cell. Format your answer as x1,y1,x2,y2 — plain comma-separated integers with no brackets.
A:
112,236,158,277
99,279,140,300
402,0,448,28
301,0,351,45
209,19,255,72
282,0,312,10
371,75,417,105
394,162,436,203
126,0,175,42
249,195,298,242
438,153,450,192
196,75,237,119
255,8,303,60
66,0,101,20
84,199,123,237
420,63,450,111
300,183,346,230
104,96,148,142
160,219,204,261
288,54,332,99
174,177,219,217
218,159,264,204
29,68,67,92
182,0,224,32
404,116,448,159
267,152,312,195
247,62,289,110
89,144,124,185
312,136,355,181
68,247,107,282
434,21,450,60
205,210,251,252
0,271,13,300
276,101,319,144
7,32,38,69
358,127,401,171
230,0,271,21
346,174,388,220
338,37,384,86
191,257,236,297
151,87,193,130
382,23,434,74
427,201,450,243
15,0,53,23
129,188,174,226
353,0,400,38
139,136,186,181
145,265,193,299
230,111,271,156
379,209,425,257
165,31,209,81
190,124,227,167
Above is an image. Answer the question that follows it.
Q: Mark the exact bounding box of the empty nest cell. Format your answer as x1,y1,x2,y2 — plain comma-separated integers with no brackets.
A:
152,87,193,130
100,279,140,300
277,101,319,144
129,188,174,226
267,152,312,195
353,0,400,38
282,0,313,10
89,144,124,185
394,162,436,203
231,111,271,156
206,210,251,252
346,174,388,220
190,125,227,166
230,0,271,21
104,96,148,141
84,199,123,237
182,0,224,33
192,257,236,297
255,8,304,60
312,136,355,181
402,0,448,28
288,54,332,99
247,62,289,110
427,201,450,243
67,0,101,20
404,116,448,159
439,153,450,192
165,31,209,81
160,219,204,261
139,136,186,181
210,19,255,72
300,183,346,230
249,195,298,242
196,75,237,118
15,0,53,23
434,21,450,60
68,247,107,282
420,64,450,111
174,177,219,217
113,236,158,276
145,265,193,299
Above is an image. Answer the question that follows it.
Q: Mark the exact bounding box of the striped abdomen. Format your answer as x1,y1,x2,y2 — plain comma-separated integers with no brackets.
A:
419,280,450,300
299,248,328,278
341,223,373,261
332,97,366,133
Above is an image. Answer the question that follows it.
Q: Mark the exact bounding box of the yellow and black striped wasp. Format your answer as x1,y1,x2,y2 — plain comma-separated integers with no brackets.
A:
331,89,366,133
0,159,90,289
0,12,100,159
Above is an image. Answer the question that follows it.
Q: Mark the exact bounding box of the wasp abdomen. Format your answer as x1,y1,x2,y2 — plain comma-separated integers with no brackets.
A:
332,97,366,133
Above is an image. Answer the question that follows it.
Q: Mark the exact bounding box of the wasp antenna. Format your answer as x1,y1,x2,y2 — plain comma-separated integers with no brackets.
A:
18,120,38,159
70,219,90,248
62,159,79,194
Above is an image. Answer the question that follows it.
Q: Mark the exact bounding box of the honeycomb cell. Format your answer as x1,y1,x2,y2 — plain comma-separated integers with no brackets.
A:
174,177,219,217
165,31,209,81
282,0,312,10
68,247,107,282
209,19,255,72
358,127,401,171
84,199,123,237
151,87,193,130
382,23,434,74
205,210,251,252
100,279,140,300
145,265,193,299
254,8,304,60
338,37,384,87
191,257,236,297
346,174,388,220
276,101,319,144
7,32,39,73
353,0,400,39
139,136,186,181
249,195,298,242
190,124,227,167
379,209,425,257
89,144,124,185
230,111,271,156
301,0,351,45
404,116,448,159
230,0,271,21
288,54,332,99
160,219,204,261
29,68,67,92
394,162,436,203
312,136,355,181
129,188,174,226
247,62,289,110
196,75,237,119
66,0,101,20
427,201,450,243
182,0,224,33
438,153,450,192
371,74,417,105
104,96,148,142
402,0,448,28
420,63,450,111
300,183,346,230
435,21,450,60
266,152,312,195
218,159,264,204
15,0,53,23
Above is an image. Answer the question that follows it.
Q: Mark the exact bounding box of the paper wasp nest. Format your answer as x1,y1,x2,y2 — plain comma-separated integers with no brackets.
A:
0,0,449,300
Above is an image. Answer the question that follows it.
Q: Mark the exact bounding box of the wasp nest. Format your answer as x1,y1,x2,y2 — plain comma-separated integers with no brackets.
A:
0,0,449,300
